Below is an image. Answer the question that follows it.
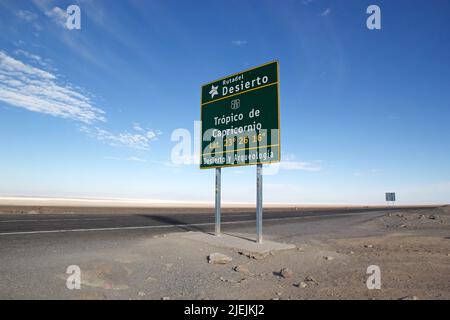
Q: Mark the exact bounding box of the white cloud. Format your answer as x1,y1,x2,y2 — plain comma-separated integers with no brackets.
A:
127,156,146,162
14,49,48,67
15,10,38,22
1,51,161,152
133,123,144,132
105,156,147,162
80,125,161,150
319,8,331,17
14,9,42,32
277,153,322,172
232,40,248,46
278,161,321,171
0,51,105,123
45,6,67,28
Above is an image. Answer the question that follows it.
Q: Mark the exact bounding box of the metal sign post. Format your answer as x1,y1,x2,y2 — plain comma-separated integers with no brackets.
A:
215,167,221,236
256,164,263,243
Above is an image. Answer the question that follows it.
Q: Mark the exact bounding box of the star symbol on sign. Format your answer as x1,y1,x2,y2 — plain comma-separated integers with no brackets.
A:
209,85,219,99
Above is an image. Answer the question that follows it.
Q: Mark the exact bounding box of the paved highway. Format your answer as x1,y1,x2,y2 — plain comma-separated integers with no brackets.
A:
0,206,435,236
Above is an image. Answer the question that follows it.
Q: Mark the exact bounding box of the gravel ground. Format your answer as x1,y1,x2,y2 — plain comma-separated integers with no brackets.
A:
0,206,448,300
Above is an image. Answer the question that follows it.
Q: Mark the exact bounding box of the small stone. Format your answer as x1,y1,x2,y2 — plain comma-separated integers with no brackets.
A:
294,281,307,288
364,244,374,248
324,256,334,261
161,296,170,300
233,264,250,274
304,275,317,284
238,251,269,260
276,292,282,296
272,297,279,300
350,251,355,255
208,253,232,264
138,291,146,297
280,268,294,278
219,277,237,284
428,215,438,220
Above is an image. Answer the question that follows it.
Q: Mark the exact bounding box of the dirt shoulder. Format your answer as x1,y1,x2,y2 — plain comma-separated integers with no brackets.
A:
187,206,450,300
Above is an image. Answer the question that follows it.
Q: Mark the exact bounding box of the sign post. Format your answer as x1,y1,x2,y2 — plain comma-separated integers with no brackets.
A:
200,61,280,243
256,164,263,243
215,167,221,236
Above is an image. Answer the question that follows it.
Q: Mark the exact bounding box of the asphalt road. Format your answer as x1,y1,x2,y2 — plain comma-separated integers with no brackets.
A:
0,206,435,237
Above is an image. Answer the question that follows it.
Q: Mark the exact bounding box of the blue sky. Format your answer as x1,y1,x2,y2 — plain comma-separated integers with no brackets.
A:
0,0,449,204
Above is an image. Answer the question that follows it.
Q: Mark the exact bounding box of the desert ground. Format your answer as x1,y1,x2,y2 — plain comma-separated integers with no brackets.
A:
0,204,448,300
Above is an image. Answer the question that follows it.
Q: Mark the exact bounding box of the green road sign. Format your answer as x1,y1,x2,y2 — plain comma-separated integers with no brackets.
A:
200,61,280,169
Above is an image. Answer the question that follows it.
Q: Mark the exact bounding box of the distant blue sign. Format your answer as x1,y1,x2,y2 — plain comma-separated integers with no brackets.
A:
385,192,396,202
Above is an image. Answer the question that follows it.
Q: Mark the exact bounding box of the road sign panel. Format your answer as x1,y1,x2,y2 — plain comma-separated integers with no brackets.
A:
200,61,280,169
385,192,396,202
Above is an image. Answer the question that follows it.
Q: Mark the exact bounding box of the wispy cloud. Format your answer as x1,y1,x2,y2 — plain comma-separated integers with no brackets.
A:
231,40,248,47
353,169,382,177
15,10,38,22
14,49,49,67
279,161,321,171
44,6,67,28
319,8,331,17
105,156,147,162
80,125,161,150
0,50,161,151
0,51,105,123
278,154,322,172
30,1,66,28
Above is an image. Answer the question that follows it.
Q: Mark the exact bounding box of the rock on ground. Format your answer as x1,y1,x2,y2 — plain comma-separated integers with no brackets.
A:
208,253,232,264
280,268,294,278
233,264,250,274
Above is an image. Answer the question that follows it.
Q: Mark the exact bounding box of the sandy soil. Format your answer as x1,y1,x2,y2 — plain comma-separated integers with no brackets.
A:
67,207,449,300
